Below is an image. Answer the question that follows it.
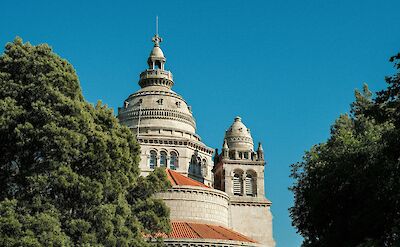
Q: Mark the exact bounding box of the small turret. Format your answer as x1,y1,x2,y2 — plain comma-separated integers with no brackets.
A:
257,142,264,161
222,139,229,158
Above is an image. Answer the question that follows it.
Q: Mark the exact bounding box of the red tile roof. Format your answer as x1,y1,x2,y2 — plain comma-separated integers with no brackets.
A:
152,221,257,243
166,169,209,188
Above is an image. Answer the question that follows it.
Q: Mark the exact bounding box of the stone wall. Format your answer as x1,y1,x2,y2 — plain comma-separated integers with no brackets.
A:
229,198,275,247
156,186,230,227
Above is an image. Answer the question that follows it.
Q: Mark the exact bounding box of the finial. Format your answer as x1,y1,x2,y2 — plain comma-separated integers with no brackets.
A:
152,16,162,47
258,142,264,151
223,139,229,149
234,116,241,122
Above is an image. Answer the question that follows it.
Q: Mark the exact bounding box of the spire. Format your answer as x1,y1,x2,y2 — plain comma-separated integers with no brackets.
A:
257,142,263,152
222,139,229,159
139,17,174,89
152,16,162,47
257,142,264,160
223,139,229,149
147,16,166,70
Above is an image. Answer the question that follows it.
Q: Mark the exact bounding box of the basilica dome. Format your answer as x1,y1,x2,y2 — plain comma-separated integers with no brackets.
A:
118,34,197,136
224,116,254,150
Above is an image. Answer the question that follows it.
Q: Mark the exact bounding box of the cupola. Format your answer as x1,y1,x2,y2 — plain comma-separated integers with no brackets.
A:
224,116,254,150
147,34,166,70
138,32,174,89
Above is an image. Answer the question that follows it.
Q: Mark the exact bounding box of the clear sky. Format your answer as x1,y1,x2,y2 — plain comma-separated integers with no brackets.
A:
1,1,400,246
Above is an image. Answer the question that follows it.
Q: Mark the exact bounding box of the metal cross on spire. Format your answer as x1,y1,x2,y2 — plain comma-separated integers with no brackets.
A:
152,16,162,47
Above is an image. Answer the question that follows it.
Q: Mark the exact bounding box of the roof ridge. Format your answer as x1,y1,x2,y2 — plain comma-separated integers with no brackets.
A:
166,169,209,188
207,224,232,241
166,169,179,186
217,225,257,243
186,222,202,238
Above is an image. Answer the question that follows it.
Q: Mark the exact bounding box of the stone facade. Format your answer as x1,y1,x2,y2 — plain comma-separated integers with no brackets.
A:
156,186,229,227
118,32,275,247
230,199,274,247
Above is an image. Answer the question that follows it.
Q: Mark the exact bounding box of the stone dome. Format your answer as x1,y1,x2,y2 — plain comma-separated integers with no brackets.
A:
149,46,164,58
119,85,196,135
224,116,254,150
118,33,197,136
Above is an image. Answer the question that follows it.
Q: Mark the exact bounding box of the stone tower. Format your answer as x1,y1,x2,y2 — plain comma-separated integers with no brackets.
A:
213,116,275,247
117,32,214,186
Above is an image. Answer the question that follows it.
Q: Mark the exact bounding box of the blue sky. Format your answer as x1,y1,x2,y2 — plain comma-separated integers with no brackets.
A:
1,1,400,246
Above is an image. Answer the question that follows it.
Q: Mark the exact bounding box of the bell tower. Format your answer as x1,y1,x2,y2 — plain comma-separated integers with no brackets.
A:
213,116,275,247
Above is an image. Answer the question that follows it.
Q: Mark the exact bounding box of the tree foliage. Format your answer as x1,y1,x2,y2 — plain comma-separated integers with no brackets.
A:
0,38,171,246
290,53,400,247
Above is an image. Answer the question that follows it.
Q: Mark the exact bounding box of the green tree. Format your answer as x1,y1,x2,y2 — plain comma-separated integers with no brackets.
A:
290,54,400,247
0,38,170,246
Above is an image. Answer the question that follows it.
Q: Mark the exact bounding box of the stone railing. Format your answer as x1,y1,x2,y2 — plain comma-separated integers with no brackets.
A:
140,69,173,80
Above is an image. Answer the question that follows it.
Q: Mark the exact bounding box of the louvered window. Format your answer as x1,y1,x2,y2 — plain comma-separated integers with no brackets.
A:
233,174,243,196
196,157,202,175
246,174,254,196
201,159,208,176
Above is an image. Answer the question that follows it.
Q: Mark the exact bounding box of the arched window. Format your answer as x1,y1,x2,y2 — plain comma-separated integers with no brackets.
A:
196,157,202,175
170,151,178,170
149,150,157,169
201,159,208,176
245,171,257,196
246,174,254,196
233,172,243,196
189,155,197,175
160,151,167,167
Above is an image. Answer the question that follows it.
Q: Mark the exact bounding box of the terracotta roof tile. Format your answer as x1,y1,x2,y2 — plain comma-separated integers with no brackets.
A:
151,221,257,243
166,169,209,188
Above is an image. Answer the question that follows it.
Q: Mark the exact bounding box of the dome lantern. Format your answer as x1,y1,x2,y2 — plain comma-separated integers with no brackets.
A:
138,25,174,89
147,33,166,70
